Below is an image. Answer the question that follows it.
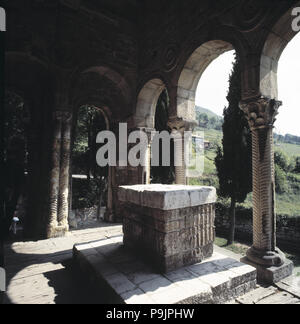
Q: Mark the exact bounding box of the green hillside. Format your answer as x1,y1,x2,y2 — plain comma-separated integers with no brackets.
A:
195,106,222,120
192,107,300,218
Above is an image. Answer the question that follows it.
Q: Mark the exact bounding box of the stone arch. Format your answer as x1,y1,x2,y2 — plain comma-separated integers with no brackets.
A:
71,103,113,224
260,1,300,99
176,40,234,123
134,78,166,129
70,66,132,122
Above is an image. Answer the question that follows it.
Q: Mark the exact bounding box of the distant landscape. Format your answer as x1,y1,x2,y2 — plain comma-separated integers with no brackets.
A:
192,106,300,218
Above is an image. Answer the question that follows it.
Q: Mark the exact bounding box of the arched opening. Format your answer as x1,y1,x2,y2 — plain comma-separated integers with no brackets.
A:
70,105,110,229
69,67,132,224
135,79,176,184
177,40,234,123
176,40,235,186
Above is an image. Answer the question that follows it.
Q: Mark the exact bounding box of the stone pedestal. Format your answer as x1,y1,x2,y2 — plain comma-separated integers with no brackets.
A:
241,257,293,285
118,184,217,273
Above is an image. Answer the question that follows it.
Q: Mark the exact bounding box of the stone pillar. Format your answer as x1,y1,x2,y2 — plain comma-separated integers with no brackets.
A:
168,118,195,185
57,112,72,231
47,111,72,238
240,96,293,283
48,112,63,238
173,129,186,185
139,127,154,185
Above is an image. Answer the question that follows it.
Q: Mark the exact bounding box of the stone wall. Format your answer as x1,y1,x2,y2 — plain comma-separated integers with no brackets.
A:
215,204,300,253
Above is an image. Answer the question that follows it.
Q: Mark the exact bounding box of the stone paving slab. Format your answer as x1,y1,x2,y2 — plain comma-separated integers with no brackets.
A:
4,225,123,304
73,236,257,304
275,276,300,299
4,224,298,305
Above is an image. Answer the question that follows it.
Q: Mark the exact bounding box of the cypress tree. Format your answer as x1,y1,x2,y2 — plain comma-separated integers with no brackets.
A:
215,54,252,245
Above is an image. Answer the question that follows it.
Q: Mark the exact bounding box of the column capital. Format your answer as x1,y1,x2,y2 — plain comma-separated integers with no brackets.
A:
167,117,197,133
239,96,282,130
53,111,72,123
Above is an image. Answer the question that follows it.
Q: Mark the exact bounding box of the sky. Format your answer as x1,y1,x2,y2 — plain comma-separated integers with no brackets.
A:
195,33,300,136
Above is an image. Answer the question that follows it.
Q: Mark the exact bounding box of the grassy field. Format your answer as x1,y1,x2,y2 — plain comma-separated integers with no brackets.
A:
275,142,300,157
192,126,300,217
215,237,300,276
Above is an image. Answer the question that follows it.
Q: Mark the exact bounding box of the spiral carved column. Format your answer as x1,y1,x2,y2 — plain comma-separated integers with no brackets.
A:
240,96,293,283
48,112,63,238
47,111,72,238
57,112,72,229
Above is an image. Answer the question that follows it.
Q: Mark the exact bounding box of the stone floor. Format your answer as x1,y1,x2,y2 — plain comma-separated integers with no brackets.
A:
3,223,123,304
74,236,257,304
2,223,300,304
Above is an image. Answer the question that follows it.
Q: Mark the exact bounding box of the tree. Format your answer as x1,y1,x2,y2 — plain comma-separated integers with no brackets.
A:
275,164,287,194
274,151,289,173
294,157,300,174
151,89,175,184
215,55,252,245
72,106,108,219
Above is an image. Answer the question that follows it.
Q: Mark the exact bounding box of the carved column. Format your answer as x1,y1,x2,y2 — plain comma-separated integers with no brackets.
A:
57,112,72,230
47,111,72,238
48,112,63,238
139,127,154,185
168,118,195,185
240,96,293,283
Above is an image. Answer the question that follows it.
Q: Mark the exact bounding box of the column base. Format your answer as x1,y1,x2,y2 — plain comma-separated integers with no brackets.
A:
241,256,293,285
47,224,69,239
246,246,286,267
104,210,116,223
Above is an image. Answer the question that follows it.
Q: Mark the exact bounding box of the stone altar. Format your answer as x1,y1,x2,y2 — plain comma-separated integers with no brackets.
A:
118,184,217,273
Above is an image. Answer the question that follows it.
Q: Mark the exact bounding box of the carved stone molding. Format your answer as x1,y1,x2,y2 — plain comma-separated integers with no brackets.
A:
167,117,197,133
234,0,268,32
240,96,282,130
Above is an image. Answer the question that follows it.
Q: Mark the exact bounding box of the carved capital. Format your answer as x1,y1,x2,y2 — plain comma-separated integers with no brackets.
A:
240,96,282,130
53,111,72,123
167,117,197,133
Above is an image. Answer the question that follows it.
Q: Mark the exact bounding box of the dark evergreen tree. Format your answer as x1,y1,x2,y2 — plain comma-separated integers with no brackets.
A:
215,55,252,245
151,89,175,184
294,157,300,174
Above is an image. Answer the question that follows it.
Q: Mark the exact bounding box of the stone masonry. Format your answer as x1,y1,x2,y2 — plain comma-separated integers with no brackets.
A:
118,185,217,272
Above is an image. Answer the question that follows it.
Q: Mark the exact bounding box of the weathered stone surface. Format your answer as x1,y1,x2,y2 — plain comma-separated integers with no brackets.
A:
241,257,294,285
120,185,216,272
119,185,217,210
275,275,300,298
73,237,257,304
237,286,278,304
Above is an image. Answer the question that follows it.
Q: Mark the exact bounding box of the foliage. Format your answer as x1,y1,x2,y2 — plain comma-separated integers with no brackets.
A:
72,106,109,209
151,89,175,184
196,106,223,131
295,157,300,173
274,151,289,173
214,54,252,245
215,55,252,203
275,164,288,194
